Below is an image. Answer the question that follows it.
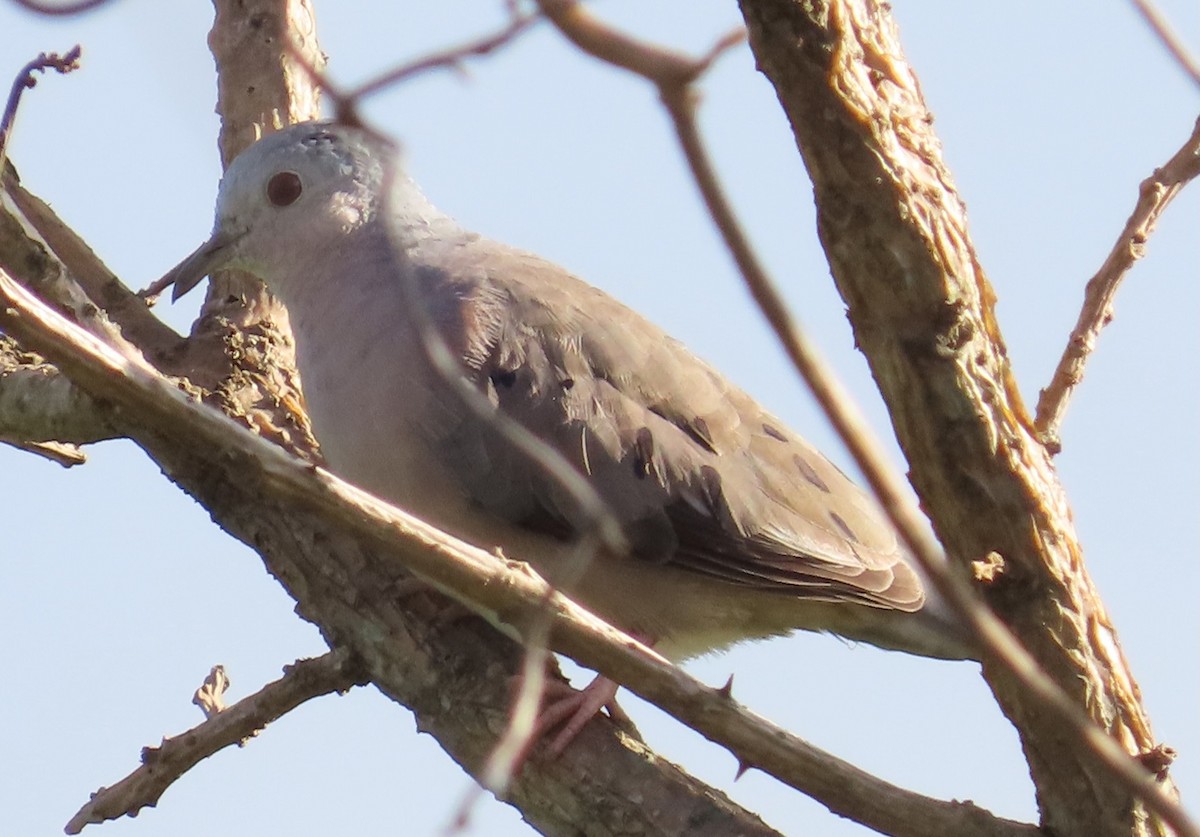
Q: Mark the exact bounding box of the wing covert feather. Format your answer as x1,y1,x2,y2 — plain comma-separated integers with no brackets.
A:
415,238,923,613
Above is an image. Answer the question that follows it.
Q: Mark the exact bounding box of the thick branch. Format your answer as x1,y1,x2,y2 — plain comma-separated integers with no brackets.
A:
0,347,117,445
3,164,183,364
737,1,1180,835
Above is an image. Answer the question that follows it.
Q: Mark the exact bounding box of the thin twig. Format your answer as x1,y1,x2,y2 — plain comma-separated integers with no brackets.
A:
65,649,366,834
0,45,82,169
1130,0,1200,88
348,8,538,101
280,8,538,130
1035,114,1200,448
535,3,1199,836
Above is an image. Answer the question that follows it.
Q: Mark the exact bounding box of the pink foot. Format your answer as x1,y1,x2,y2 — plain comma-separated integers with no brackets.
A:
504,671,640,767
538,674,625,756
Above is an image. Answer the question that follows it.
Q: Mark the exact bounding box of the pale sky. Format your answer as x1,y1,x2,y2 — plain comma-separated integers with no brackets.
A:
2,2,1198,835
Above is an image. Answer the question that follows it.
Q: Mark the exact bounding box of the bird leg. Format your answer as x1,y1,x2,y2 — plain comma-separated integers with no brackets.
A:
537,673,631,756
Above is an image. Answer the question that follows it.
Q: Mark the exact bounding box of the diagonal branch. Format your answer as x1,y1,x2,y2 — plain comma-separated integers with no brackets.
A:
65,649,369,834
736,1,1187,834
345,3,539,103
0,264,1036,837
1130,0,1200,88
1035,114,1200,448
3,165,184,364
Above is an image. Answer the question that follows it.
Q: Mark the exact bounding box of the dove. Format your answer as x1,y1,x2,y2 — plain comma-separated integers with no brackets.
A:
157,121,976,751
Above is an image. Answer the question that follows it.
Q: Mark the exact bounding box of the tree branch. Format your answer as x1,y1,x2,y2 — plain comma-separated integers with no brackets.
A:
538,1,1192,834
65,650,368,834
0,46,81,167
346,4,538,103
0,263,1036,837
736,1,1185,834
3,164,184,364
1130,0,1200,88
1035,114,1200,448
0,345,118,446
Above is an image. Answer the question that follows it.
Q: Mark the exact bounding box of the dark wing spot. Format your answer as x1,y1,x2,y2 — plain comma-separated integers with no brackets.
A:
762,422,787,442
490,368,517,389
633,427,655,479
699,465,724,515
683,416,718,454
647,406,719,455
794,453,831,493
828,511,859,544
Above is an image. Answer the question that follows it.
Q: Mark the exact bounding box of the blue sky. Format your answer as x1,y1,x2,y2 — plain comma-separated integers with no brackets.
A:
2,2,1197,835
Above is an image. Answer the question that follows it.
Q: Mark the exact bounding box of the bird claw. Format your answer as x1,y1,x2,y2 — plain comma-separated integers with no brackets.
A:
538,674,623,756
506,672,641,761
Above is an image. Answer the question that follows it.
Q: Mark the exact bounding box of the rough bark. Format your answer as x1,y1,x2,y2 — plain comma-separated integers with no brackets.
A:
736,1,1174,835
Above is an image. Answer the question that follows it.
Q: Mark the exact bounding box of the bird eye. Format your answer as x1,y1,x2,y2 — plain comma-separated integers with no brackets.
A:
266,171,303,207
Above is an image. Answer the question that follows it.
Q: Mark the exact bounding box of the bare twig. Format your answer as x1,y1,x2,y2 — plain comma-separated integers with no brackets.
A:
1131,0,1200,88
539,0,743,84
1036,114,1200,448
280,7,538,131
65,650,366,834
536,3,1197,835
348,7,538,101
0,265,1035,837
0,46,82,168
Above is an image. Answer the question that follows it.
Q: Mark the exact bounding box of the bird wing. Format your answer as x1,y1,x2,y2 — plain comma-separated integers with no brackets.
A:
413,236,923,613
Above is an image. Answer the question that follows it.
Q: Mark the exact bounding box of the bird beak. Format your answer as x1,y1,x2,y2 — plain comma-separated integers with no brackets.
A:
146,226,245,302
